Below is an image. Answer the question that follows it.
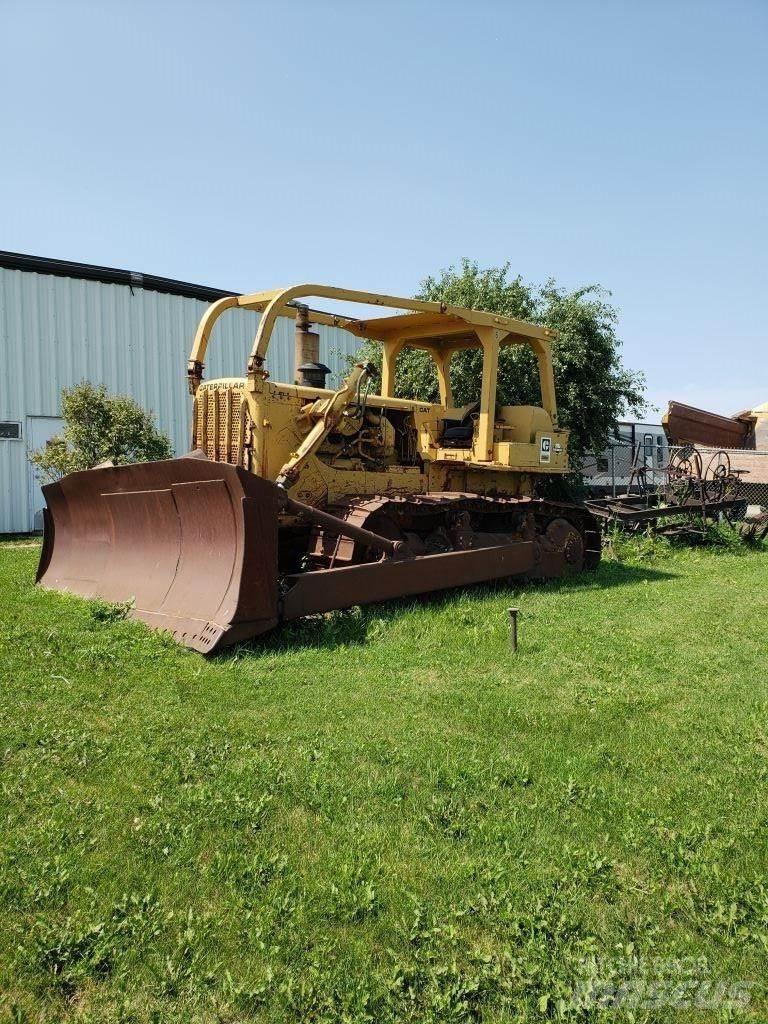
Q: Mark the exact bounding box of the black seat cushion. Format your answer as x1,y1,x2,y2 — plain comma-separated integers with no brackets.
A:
441,424,474,448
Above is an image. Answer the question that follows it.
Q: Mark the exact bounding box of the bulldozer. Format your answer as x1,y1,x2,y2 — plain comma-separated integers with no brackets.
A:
37,284,600,652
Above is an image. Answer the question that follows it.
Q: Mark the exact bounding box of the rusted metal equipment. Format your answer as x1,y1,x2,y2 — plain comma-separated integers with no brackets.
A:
585,444,745,534
38,284,601,652
663,401,754,450
38,457,280,650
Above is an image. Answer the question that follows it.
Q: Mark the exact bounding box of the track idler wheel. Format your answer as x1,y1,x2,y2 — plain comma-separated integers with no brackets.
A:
541,517,585,576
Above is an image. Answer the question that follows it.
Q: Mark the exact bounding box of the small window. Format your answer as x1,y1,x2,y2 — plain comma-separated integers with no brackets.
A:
656,436,665,467
596,456,609,473
0,421,21,440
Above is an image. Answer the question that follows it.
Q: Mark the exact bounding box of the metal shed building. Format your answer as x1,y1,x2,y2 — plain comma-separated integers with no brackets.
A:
0,252,360,533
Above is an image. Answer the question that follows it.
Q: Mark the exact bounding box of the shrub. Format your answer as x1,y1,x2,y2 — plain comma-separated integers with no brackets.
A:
29,381,173,482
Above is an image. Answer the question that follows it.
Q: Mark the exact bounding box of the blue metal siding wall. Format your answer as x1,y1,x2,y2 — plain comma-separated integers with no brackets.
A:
0,268,361,532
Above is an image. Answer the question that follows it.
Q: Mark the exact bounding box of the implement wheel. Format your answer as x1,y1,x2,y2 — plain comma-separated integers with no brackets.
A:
703,450,731,503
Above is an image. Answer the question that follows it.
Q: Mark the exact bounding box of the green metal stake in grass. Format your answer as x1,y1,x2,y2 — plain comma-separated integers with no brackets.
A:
508,607,519,652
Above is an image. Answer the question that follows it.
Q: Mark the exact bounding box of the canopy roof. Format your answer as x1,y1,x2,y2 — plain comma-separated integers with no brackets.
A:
343,309,553,349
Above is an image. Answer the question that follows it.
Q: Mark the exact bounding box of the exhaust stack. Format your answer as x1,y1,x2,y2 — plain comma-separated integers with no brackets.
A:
294,304,329,387
294,303,318,368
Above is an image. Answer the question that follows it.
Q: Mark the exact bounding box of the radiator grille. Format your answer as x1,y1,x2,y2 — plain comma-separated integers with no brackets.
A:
193,384,244,464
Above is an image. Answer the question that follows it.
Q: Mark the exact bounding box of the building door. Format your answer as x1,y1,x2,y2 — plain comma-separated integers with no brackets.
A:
27,416,63,532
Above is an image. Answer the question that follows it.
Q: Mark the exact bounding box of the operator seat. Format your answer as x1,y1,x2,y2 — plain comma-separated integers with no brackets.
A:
440,401,479,448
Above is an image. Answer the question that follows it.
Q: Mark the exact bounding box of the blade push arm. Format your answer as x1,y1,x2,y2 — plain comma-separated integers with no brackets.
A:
276,361,377,488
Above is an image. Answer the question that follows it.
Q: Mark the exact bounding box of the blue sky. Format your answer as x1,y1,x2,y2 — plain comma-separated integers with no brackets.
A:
2,0,766,417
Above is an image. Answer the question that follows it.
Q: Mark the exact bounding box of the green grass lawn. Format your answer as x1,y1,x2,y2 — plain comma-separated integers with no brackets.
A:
1,537,767,1022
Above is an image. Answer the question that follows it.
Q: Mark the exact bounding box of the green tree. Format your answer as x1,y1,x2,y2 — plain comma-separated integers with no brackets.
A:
29,381,173,482
360,260,646,463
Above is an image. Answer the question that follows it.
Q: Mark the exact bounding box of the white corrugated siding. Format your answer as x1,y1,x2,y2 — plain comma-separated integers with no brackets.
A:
0,268,362,532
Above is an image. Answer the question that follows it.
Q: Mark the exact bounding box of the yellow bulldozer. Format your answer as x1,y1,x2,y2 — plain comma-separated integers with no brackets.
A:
37,284,600,652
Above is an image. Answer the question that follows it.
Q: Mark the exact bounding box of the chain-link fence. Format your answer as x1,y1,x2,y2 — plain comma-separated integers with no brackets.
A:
583,440,669,498
582,441,768,525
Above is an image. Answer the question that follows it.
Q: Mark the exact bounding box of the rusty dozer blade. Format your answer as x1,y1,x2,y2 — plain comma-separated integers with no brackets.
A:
37,455,280,653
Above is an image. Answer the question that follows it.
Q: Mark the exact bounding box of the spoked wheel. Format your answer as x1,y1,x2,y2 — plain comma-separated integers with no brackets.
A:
703,450,731,503
665,446,703,505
